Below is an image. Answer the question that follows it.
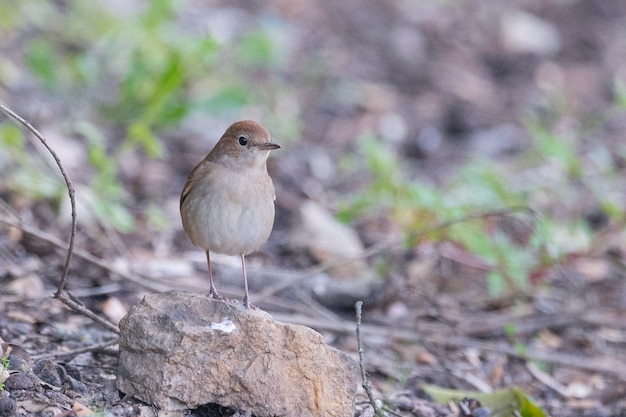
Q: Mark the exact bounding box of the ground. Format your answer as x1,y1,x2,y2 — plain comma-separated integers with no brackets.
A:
1,0,626,416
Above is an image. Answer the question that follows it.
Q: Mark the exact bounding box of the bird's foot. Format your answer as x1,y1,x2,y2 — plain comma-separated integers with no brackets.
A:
209,287,225,301
242,297,257,310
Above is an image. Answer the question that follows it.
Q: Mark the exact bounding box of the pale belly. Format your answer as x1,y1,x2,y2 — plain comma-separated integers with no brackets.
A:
181,173,276,256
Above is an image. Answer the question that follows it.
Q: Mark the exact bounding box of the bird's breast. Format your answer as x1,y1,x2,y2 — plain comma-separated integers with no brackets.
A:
181,165,276,256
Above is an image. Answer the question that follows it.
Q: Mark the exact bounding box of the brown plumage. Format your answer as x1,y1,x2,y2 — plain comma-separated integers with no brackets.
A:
180,120,280,308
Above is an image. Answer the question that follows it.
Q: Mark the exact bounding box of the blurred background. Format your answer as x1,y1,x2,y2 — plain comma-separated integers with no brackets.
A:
1,0,626,415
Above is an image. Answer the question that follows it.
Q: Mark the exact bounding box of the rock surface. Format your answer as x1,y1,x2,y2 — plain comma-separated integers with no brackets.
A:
289,200,366,274
116,291,358,417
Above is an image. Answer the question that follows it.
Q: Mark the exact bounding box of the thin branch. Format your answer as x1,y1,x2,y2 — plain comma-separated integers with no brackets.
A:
0,103,77,296
355,301,382,416
32,339,119,361
54,294,120,334
0,104,119,335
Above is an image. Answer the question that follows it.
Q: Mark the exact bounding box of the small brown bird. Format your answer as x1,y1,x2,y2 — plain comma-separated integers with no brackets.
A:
180,120,280,308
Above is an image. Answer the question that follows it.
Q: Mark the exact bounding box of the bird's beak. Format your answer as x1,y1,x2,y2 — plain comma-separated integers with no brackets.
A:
257,142,281,150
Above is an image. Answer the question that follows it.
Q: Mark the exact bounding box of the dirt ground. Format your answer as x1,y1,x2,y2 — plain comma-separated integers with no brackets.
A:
1,0,626,416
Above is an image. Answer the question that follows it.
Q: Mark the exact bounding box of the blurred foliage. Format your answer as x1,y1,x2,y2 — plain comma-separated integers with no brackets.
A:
0,355,9,391
0,0,623,299
422,384,547,417
0,123,65,200
338,111,619,295
0,0,299,232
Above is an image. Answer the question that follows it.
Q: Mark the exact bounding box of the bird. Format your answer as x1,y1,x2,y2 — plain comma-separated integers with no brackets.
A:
180,120,280,308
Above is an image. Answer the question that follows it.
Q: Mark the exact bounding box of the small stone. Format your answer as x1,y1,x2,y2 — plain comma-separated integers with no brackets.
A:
0,391,16,417
500,10,561,56
4,372,35,391
71,401,94,417
288,201,367,277
40,406,64,417
33,360,65,388
66,375,88,395
117,291,358,416
2,343,32,372
6,274,45,298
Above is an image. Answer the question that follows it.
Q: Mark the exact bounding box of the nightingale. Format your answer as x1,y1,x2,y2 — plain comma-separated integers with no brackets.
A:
180,120,280,308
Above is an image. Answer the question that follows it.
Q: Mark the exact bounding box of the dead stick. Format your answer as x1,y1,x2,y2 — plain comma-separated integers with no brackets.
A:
355,301,382,416
55,294,120,334
0,104,118,334
32,339,119,361
0,103,76,296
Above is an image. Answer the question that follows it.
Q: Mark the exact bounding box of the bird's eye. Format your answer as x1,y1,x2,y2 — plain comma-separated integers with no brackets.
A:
238,136,248,146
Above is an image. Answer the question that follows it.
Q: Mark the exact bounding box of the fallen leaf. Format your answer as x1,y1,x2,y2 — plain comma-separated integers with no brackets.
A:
101,297,128,324
422,384,547,417
72,401,94,416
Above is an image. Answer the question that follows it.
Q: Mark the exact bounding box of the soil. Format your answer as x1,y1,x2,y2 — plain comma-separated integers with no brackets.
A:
1,1,626,416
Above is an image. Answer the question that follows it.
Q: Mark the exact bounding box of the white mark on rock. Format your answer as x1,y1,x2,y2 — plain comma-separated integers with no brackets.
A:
207,317,236,333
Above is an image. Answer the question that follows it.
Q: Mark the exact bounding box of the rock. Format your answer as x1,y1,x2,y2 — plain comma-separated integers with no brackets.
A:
2,343,32,372
40,406,65,417
500,10,561,56
0,393,16,417
3,372,35,391
33,360,65,388
288,201,380,309
6,274,45,298
116,291,358,416
466,124,529,158
288,201,367,276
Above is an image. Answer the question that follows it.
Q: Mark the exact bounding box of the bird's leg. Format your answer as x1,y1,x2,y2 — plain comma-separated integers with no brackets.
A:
240,253,251,308
206,251,223,300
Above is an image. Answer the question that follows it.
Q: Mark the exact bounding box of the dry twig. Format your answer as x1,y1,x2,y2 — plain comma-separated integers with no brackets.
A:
0,103,76,295
355,301,382,416
0,103,118,334
32,339,119,361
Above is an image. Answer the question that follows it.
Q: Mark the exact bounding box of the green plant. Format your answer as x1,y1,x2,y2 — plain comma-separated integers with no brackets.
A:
0,122,65,200
0,355,9,391
422,384,547,417
338,129,597,296
505,323,529,357
0,0,299,233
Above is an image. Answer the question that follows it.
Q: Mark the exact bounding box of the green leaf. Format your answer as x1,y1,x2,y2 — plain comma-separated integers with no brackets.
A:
145,203,168,231
487,271,507,297
238,29,276,66
13,168,63,199
422,384,547,417
25,39,58,88
93,199,135,233
527,118,583,177
201,85,252,114
142,0,176,29
128,122,164,158
614,77,626,109
0,123,24,148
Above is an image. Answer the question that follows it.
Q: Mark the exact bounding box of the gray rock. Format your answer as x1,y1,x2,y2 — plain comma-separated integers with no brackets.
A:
116,291,358,416
288,201,368,277
500,10,561,56
0,391,15,417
